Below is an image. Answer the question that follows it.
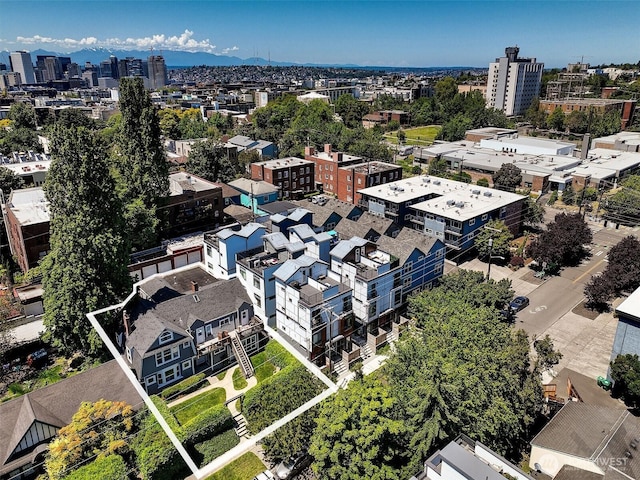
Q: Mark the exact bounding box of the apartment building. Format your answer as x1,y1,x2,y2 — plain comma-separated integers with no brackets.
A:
487,46,543,116
250,157,315,199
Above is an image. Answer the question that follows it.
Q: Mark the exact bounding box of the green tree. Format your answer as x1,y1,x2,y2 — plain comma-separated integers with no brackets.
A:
187,139,241,183
434,77,458,106
335,94,370,128
610,354,640,409
523,195,546,227
158,109,181,139
546,107,565,131
45,400,135,480
492,163,522,192
0,166,24,194
262,409,318,463
561,184,576,205
534,334,563,371
178,108,208,139
42,121,131,355
428,157,448,177
474,220,513,260
309,377,411,480
524,98,547,129
8,102,37,129
477,177,490,187
385,284,542,466
565,110,589,134
114,77,169,250
437,114,472,142
527,212,592,271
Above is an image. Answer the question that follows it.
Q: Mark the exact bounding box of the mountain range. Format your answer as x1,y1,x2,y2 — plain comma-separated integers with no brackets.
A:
0,47,480,72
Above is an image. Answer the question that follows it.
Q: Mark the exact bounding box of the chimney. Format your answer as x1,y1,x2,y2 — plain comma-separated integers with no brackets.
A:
191,281,199,292
123,310,131,337
332,152,343,162
305,146,315,157
324,144,332,154
581,133,590,160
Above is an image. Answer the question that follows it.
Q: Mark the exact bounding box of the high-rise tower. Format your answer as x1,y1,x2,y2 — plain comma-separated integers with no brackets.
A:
487,46,543,116
147,55,168,89
9,51,36,85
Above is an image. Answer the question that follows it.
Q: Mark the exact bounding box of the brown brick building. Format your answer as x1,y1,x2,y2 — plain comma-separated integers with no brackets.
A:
166,172,224,236
305,144,402,204
4,188,50,272
539,98,636,130
250,156,315,199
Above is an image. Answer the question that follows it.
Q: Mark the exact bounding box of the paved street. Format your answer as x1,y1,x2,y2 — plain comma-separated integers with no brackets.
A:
457,220,639,382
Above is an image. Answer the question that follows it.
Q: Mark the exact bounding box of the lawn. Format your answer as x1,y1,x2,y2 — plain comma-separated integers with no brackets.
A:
170,387,226,425
232,367,248,390
385,125,441,145
250,351,277,383
204,452,266,480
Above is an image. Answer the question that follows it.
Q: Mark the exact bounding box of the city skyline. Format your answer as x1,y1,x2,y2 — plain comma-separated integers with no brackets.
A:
0,0,639,68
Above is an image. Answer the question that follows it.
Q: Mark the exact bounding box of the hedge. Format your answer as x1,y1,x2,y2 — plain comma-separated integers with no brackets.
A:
181,404,233,444
160,373,207,401
264,340,297,369
243,364,323,434
190,429,240,466
63,455,127,480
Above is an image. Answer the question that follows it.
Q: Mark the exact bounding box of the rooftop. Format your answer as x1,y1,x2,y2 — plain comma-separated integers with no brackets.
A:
253,156,312,168
169,172,221,195
616,286,640,323
228,177,279,195
6,187,50,226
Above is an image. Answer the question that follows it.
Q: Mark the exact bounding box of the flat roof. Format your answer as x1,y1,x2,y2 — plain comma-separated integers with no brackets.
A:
342,161,399,174
411,184,523,222
616,287,640,322
169,172,221,195
7,187,50,226
308,151,363,163
253,156,313,168
481,135,575,150
1,160,51,176
358,175,523,210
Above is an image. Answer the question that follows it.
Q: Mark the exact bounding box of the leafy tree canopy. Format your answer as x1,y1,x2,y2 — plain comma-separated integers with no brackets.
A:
492,163,522,192
610,354,640,409
187,138,242,183
528,213,592,271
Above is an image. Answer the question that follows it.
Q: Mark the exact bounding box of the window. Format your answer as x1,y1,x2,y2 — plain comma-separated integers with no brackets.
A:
205,324,213,336
403,277,412,287
306,166,310,173
158,330,173,345
206,245,213,257
482,214,488,221
146,376,155,385
278,172,282,179
126,347,132,363
403,261,413,273
254,293,262,308
220,317,231,327
239,267,246,280
358,178,362,185
155,346,179,367
469,218,475,226
347,185,351,191
293,182,297,189
182,360,191,370
347,175,351,181
253,276,261,288
182,341,191,350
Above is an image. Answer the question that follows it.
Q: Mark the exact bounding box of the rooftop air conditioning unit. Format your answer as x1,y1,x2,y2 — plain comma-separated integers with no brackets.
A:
483,191,492,197
455,201,465,208
446,199,455,206
433,180,441,185
472,189,481,195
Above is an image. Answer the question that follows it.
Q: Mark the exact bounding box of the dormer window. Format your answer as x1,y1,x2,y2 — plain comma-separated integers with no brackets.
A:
159,330,173,345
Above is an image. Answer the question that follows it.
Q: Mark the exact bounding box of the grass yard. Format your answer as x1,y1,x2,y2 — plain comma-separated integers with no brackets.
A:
232,367,248,390
250,351,277,383
385,125,441,146
216,370,227,381
170,387,226,425
204,452,266,480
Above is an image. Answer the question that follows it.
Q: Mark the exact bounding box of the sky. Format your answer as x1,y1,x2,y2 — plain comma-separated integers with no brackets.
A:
0,0,639,68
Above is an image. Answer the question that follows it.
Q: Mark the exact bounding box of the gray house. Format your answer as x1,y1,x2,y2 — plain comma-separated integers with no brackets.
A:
122,267,266,394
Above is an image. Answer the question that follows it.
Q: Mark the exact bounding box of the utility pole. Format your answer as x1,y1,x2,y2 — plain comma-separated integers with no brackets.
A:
483,225,503,282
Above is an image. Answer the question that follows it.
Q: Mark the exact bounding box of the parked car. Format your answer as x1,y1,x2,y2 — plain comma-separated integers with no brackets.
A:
253,470,275,480
26,349,48,368
274,452,312,479
509,296,530,313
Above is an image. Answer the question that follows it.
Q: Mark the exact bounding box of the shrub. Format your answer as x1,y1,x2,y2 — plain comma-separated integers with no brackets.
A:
510,256,524,268
181,404,234,444
548,190,558,205
160,373,207,401
477,177,490,187
232,367,248,390
63,455,127,480
190,429,240,466
150,395,181,434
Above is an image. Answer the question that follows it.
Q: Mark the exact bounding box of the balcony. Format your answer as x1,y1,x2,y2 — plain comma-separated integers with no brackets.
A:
444,224,462,235
410,215,424,224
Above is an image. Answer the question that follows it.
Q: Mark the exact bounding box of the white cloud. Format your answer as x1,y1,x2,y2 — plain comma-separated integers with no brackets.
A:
221,46,239,55
12,30,217,52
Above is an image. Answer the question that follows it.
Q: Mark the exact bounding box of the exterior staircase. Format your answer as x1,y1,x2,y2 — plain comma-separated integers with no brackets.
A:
386,329,397,344
333,360,348,377
233,412,249,438
360,343,373,360
229,331,254,378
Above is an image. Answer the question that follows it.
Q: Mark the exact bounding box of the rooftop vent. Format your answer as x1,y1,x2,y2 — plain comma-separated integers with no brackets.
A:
455,201,465,208
433,180,441,185
483,191,492,197
472,189,481,195
446,199,455,206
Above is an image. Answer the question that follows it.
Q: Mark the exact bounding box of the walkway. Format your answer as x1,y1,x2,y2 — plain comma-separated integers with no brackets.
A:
167,366,257,409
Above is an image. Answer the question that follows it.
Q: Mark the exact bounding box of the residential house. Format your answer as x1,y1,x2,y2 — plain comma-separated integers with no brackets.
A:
204,222,267,279
250,157,315,199
334,211,401,242
226,135,277,159
122,266,265,393
0,361,142,480
411,434,534,480
529,402,640,479
228,178,279,214
296,200,343,232
270,207,313,234
274,255,354,364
